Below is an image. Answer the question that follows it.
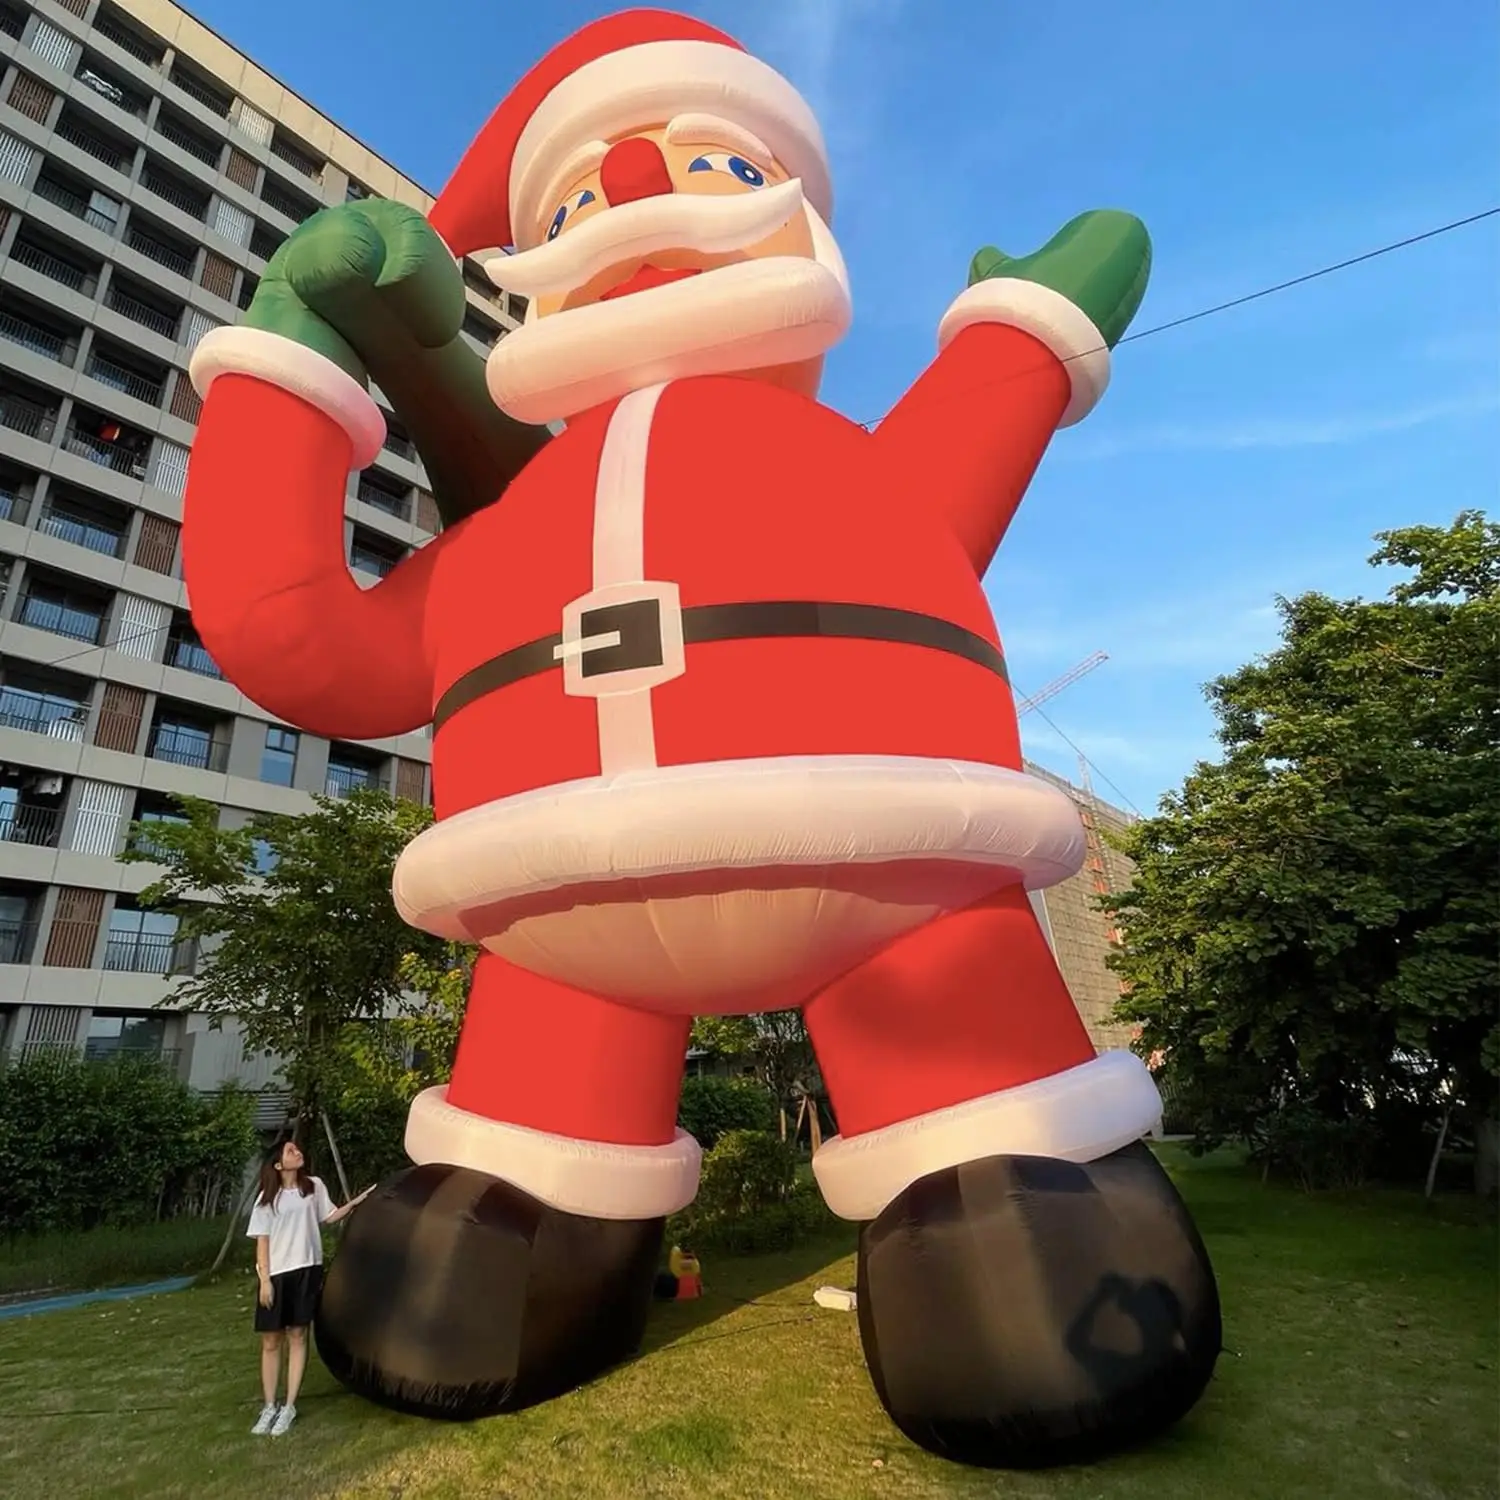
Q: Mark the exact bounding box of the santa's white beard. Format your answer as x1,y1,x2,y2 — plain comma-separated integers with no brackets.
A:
484,224,853,426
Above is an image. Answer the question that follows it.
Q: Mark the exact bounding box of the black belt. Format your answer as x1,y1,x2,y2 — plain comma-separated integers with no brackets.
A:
432,598,1008,731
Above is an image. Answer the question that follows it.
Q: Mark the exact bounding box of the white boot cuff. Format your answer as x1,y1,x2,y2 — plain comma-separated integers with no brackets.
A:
405,1085,701,1221
812,1049,1163,1222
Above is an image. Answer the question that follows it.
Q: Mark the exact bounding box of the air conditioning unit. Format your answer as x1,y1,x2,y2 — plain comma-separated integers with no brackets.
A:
29,774,64,796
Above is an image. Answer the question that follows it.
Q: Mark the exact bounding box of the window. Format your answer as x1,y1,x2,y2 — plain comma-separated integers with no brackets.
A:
0,888,35,963
132,806,188,861
85,1009,167,1054
18,577,106,643
102,906,181,975
325,757,377,798
150,715,222,771
260,725,298,786
0,681,86,737
350,531,403,579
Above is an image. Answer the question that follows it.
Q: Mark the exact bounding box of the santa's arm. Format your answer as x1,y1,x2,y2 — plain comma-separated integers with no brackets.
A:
870,280,1110,577
183,329,438,741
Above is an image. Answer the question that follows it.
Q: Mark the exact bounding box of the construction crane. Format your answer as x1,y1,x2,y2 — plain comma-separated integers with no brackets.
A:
1015,651,1108,716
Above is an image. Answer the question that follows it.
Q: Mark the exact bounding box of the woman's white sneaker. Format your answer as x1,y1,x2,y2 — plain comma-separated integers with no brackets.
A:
251,1401,279,1435
269,1402,297,1436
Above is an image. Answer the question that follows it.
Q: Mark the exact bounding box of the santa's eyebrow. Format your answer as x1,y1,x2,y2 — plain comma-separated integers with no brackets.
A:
665,112,774,165
534,139,610,224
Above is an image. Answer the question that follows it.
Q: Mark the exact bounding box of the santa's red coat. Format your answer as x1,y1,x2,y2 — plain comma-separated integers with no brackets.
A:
183,321,1098,1150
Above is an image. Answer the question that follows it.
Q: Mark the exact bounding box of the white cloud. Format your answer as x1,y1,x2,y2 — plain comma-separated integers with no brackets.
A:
1001,598,1285,680
1061,390,1498,462
738,0,910,168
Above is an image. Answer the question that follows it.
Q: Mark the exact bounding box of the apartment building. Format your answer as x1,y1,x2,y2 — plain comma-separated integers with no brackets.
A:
0,0,522,1114
1025,760,1138,1052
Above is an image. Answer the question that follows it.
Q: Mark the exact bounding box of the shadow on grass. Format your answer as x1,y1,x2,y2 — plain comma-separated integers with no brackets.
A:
635,1226,859,1359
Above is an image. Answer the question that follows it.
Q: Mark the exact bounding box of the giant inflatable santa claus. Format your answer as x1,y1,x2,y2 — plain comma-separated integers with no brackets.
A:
184,7,1220,1469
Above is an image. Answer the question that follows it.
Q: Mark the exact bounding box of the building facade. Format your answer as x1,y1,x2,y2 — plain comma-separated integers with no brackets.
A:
0,0,520,1112
1025,759,1138,1052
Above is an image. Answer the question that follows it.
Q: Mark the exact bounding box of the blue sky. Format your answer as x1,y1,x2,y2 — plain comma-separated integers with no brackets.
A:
187,0,1499,815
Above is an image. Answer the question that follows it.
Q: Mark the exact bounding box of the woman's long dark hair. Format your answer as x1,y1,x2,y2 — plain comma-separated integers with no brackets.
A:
255,1138,315,1208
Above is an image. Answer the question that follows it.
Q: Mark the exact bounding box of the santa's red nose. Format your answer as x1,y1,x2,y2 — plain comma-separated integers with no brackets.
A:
599,137,675,207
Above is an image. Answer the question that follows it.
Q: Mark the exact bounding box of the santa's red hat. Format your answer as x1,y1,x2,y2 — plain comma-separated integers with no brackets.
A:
429,8,832,258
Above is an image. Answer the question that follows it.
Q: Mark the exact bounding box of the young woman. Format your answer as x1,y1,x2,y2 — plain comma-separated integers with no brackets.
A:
247,1137,373,1436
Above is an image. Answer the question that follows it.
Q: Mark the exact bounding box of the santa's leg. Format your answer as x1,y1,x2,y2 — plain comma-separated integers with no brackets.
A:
315,952,696,1420
804,884,1221,1468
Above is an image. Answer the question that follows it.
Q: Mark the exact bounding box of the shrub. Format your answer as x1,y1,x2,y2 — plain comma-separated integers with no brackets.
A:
671,1179,845,1258
693,1127,798,1223
321,1089,413,1193
1249,1103,1378,1191
0,1052,258,1236
677,1075,778,1150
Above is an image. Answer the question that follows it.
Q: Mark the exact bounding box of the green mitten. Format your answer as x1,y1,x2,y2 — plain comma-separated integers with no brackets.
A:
968,210,1152,349
246,200,548,529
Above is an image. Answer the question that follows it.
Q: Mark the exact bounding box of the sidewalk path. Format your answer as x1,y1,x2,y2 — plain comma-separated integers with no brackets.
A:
0,1276,194,1321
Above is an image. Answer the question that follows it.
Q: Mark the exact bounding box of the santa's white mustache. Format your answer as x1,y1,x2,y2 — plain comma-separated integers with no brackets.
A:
485,178,808,300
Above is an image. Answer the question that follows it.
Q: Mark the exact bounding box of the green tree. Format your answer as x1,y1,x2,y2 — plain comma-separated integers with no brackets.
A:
324,945,473,1186
1105,512,1499,1189
690,1011,821,1136
124,788,466,1139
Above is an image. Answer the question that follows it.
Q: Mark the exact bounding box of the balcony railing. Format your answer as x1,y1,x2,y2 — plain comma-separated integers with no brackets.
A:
0,5,23,42
325,762,378,798
0,308,76,365
356,480,407,518
0,688,86,738
85,351,164,407
82,1043,183,1070
9,239,98,296
94,13,165,68
63,427,149,478
268,135,323,181
0,391,58,442
350,549,396,579
124,225,194,278
102,932,197,975
0,918,37,965
170,68,230,117
105,287,179,339
32,175,120,236
262,184,317,224
166,637,220,677
38,503,126,557
381,429,416,462
18,593,105,644
0,487,29,525
0,803,61,847
154,114,220,168
138,168,208,221
54,116,134,175
149,727,229,772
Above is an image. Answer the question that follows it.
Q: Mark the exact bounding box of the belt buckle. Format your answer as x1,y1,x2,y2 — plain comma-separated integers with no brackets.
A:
556,580,687,697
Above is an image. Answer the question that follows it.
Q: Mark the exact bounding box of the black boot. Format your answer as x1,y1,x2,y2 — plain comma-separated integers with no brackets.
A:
314,1163,664,1419
857,1142,1221,1468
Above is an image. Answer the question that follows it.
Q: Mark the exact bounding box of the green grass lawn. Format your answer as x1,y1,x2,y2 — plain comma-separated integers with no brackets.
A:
0,1148,1494,1500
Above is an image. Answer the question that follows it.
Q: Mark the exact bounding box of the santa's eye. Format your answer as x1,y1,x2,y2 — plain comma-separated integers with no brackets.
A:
687,152,767,188
546,188,596,242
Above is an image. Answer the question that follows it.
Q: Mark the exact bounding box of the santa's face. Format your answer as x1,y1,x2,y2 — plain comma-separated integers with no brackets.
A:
483,117,852,425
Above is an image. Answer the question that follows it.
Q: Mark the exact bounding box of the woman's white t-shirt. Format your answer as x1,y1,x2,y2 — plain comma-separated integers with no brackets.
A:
246,1177,335,1277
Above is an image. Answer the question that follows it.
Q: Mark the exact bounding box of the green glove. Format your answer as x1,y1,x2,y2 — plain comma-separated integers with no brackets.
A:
245,199,549,530
968,209,1152,349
